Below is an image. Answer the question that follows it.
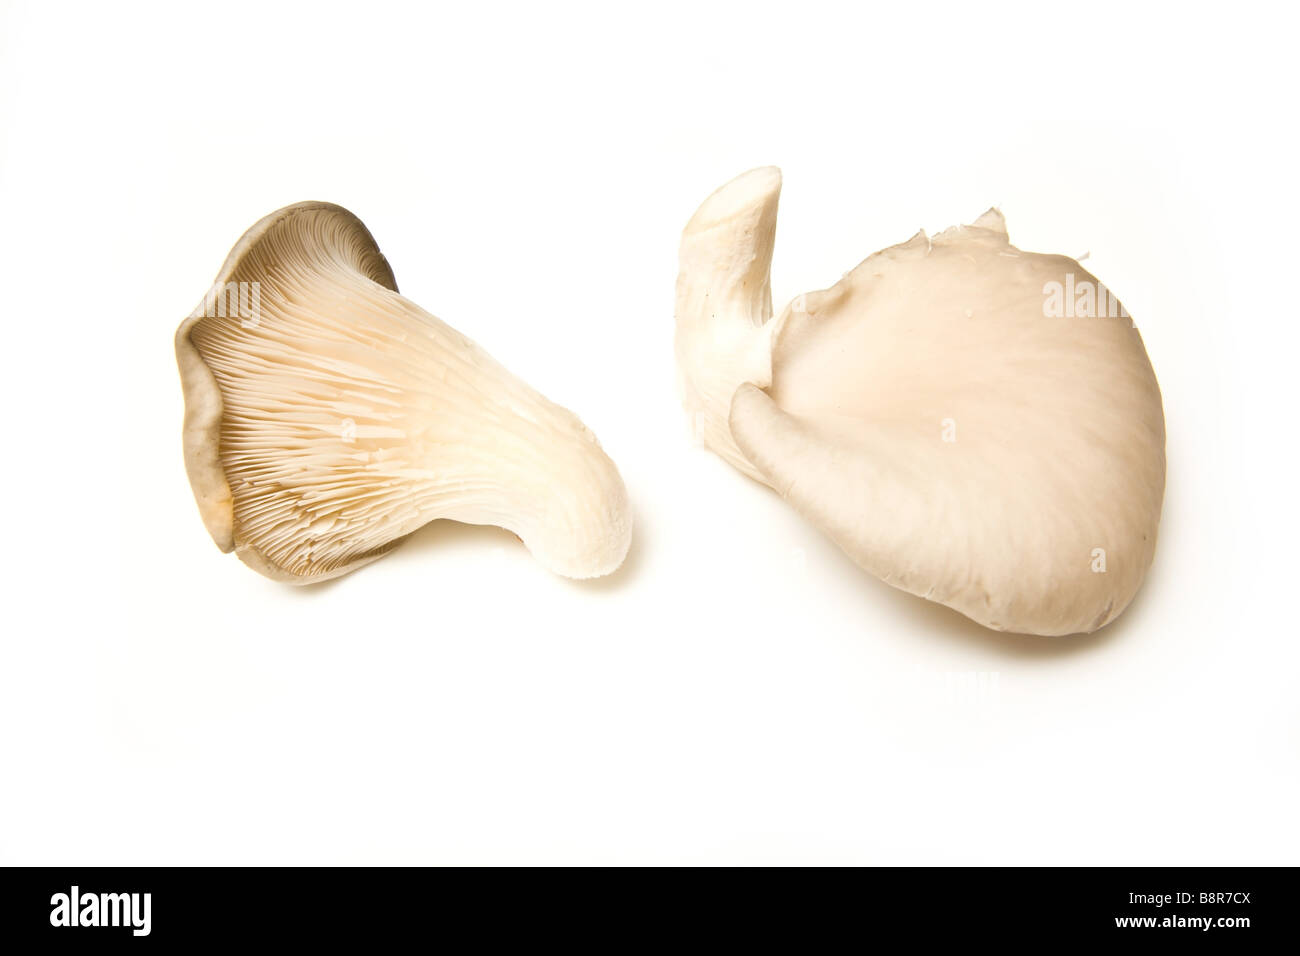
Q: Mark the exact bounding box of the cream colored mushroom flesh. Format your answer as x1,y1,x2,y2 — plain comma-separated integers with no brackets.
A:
177,202,631,583
676,168,1165,636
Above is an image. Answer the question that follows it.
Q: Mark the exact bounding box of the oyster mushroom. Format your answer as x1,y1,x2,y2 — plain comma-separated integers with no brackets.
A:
177,202,630,583
676,168,1165,636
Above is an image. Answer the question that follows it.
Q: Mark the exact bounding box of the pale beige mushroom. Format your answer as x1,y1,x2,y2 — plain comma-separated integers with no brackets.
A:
177,202,630,583
676,168,1165,636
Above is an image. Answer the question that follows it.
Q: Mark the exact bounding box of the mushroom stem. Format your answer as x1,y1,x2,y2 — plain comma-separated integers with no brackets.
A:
674,167,782,481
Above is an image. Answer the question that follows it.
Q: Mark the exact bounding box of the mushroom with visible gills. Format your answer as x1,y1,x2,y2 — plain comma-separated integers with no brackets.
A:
176,202,631,583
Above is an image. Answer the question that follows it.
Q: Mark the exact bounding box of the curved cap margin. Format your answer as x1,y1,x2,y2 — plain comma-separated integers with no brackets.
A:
173,202,399,559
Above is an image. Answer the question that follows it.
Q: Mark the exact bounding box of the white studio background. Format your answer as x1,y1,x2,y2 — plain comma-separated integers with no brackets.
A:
0,1,1295,865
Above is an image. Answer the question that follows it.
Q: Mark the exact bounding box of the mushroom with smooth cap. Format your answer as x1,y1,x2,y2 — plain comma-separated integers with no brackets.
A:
675,168,1165,636
177,202,631,583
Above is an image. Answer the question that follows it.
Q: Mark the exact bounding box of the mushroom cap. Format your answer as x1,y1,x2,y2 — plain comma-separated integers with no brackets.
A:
732,217,1165,635
175,203,399,580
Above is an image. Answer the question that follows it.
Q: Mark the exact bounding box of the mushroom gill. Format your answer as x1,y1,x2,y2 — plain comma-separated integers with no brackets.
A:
176,202,630,583
676,168,1165,636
